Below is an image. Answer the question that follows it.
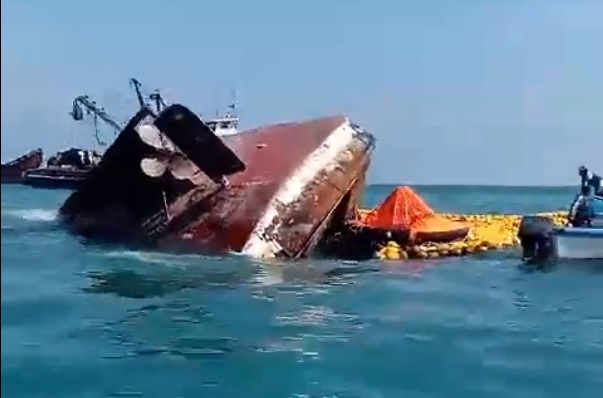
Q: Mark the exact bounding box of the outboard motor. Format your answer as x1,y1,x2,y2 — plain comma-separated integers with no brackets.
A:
517,216,557,264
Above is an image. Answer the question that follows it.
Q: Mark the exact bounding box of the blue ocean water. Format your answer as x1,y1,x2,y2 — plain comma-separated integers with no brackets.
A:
2,184,602,398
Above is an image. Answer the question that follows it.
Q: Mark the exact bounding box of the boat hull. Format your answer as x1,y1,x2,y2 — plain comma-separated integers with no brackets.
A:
555,228,603,259
165,115,375,258
1,149,44,184
23,168,89,190
591,218,603,228
59,104,375,259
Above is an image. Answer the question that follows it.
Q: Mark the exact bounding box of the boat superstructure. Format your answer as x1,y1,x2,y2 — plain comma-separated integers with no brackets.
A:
204,102,239,136
130,78,240,136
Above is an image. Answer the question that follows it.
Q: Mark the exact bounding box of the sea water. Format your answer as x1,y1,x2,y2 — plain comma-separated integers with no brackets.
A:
2,184,602,398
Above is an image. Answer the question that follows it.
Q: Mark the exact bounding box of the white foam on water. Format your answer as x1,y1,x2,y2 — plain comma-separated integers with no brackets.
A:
101,250,191,265
254,267,285,286
99,249,218,269
2,209,58,222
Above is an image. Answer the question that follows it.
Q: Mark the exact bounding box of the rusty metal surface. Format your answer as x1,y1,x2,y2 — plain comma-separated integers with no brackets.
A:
59,103,375,258
261,129,375,258
166,118,375,257
223,116,347,186
1,149,44,183
173,118,348,251
171,181,281,252
151,116,370,255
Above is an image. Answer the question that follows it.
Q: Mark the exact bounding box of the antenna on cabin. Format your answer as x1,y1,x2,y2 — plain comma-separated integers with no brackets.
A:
227,89,237,117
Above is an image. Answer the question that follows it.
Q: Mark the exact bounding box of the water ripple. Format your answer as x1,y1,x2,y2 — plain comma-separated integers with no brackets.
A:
3,184,603,397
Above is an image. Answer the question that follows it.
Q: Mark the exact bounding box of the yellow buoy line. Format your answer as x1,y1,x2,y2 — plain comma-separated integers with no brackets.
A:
376,211,568,260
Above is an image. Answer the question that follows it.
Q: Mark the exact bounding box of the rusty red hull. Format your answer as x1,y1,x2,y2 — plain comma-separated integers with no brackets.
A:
173,117,373,257
59,104,375,259
1,149,44,184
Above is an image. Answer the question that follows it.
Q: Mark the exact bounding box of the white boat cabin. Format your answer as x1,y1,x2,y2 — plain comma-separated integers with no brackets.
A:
205,103,239,137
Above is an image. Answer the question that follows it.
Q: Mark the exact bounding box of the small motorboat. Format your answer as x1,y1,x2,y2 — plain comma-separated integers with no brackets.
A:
1,149,44,184
518,217,603,262
518,166,603,262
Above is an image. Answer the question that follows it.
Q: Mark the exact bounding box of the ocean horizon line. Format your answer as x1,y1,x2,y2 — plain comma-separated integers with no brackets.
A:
368,183,577,189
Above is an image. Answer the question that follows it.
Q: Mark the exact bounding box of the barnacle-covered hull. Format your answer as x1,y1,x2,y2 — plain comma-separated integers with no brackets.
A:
59,104,375,259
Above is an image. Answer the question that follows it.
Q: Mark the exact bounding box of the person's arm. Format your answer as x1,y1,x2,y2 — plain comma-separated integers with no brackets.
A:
569,195,584,220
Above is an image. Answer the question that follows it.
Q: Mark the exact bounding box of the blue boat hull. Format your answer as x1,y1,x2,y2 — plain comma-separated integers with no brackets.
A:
555,227,603,259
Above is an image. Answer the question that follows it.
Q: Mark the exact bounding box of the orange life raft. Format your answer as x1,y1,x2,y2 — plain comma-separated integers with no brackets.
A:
357,186,469,244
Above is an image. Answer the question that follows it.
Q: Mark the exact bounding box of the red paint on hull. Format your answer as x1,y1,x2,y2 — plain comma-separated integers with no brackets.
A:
1,149,44,184
160,116,372,256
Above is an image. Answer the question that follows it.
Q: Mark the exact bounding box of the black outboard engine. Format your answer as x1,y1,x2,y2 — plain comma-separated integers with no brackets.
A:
517,216,557,264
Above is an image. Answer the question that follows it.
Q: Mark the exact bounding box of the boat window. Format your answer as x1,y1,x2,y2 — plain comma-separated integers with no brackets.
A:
219,121,231,129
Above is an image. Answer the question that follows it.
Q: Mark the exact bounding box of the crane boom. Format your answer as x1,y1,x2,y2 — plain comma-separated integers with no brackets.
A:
70,95,123,146
129,78,148,109
129,77,167,114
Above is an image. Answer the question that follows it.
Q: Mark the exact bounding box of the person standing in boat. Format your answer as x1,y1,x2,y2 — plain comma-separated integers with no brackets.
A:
589,173,602,196
568,184,594,227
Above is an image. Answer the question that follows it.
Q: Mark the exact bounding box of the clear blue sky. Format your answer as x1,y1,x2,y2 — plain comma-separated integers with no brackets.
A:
1,0,601,185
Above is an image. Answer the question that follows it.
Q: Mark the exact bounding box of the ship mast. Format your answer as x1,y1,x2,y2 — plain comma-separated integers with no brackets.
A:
129,78,167,115
129,78,147,109
70,95,122,146
226,89,238,118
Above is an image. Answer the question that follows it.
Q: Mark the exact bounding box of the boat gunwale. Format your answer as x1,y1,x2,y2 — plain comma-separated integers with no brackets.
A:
556,227,603,237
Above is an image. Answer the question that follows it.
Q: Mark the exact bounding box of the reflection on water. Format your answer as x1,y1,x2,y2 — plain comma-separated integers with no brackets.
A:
84,269,244,298
83,250,383,299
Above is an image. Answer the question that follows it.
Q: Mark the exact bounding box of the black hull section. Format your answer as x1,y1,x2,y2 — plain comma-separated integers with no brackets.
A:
59,105,246,243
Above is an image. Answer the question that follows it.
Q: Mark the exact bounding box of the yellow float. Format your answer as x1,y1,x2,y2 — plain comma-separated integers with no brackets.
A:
357,185,568,261
372,211,567,260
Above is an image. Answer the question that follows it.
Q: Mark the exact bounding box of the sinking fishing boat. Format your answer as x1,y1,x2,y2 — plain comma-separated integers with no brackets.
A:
1,149,44,184
518,167,603,262
59,103,375,259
